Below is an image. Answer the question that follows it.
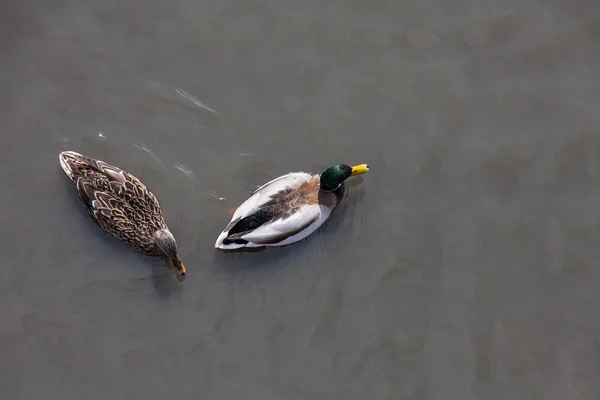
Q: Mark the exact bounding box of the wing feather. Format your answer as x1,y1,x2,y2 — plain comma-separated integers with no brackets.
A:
230,172,314,221
238,204,321,245
75,176,136,230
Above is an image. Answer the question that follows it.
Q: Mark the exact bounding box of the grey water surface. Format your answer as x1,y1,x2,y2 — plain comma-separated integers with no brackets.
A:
2,0,600,399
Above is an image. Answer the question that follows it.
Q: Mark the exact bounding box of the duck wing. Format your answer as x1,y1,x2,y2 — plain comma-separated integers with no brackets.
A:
75,177,137,235
230,172,314,221
60,151,163,215
216,172,321,247
225,203,321,245
59,151,167,250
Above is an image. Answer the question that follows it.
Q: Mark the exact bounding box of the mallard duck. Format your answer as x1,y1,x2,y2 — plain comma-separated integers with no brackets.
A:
59,151,186,276
215,163,369,249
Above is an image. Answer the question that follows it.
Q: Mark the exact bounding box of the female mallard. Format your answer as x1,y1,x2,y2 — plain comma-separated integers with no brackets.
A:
59,151,186,276
215,163,369,249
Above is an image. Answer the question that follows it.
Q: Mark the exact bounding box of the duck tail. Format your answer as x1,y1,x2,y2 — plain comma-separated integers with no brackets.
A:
214,229,250,250
59,151,84,181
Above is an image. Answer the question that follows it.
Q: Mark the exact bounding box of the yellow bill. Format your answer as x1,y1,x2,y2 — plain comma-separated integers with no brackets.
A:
170,254,186,276
351,164,370,176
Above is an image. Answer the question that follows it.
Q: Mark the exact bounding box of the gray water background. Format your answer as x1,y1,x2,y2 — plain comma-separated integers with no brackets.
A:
1,0,600,399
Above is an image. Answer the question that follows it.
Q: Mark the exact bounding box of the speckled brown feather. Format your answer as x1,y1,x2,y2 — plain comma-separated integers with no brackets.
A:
60,152,168,256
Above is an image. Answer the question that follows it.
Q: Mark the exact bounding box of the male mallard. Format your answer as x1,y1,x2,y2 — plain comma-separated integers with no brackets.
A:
215,163,369,249
59,151,186,276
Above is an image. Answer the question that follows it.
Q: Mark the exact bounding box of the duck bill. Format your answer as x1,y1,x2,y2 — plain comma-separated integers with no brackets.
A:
351,164,369,176
170,254,186,276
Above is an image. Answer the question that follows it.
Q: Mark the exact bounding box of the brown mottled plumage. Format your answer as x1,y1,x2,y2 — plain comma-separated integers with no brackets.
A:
59,151,186,275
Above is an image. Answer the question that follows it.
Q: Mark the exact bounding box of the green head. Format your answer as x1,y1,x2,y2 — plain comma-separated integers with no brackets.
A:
319,163,369,191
